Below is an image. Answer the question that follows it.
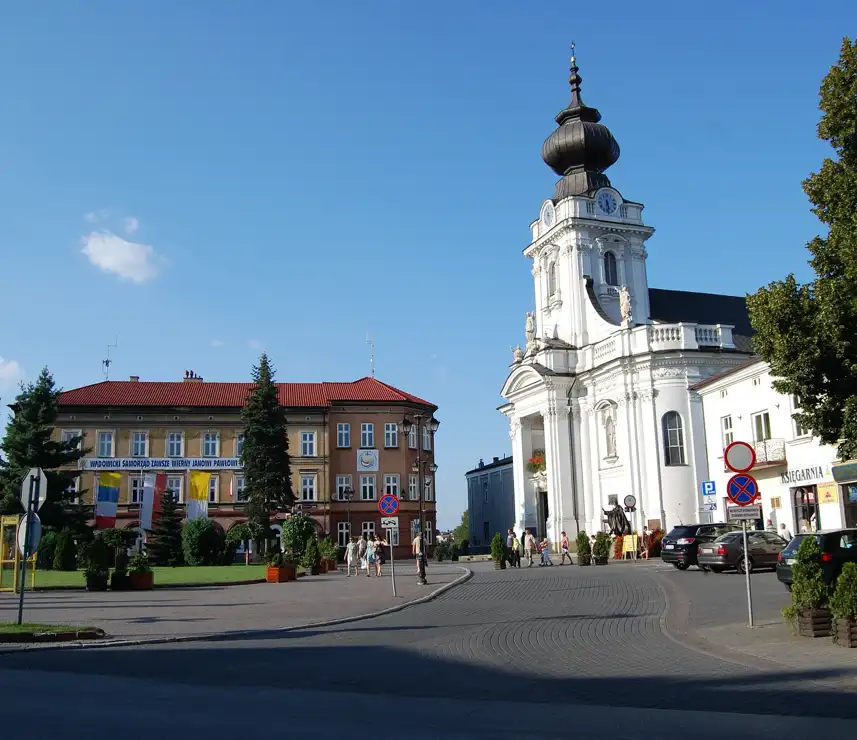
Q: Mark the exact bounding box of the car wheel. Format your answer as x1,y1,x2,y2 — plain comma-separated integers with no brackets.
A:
674,561,689,571
737,556,753,575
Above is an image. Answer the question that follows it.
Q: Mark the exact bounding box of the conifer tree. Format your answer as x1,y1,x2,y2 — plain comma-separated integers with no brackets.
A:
147,490,185,566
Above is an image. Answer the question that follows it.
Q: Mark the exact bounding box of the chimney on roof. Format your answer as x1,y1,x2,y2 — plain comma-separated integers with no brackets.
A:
478,459,484,468
183,370,203,383
493,456,499,463
129,375,140,382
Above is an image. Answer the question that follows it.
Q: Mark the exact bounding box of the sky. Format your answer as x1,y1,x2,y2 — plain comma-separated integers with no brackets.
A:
0,1,854,528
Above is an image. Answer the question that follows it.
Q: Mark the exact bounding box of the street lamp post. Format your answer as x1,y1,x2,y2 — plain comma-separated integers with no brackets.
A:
343,486,355,543
401,413,440,586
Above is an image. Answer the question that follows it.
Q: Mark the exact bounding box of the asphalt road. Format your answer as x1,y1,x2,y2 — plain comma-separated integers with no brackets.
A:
2,562,854,739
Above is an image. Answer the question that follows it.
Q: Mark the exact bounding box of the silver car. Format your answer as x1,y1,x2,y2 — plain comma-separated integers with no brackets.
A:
696,530,788,574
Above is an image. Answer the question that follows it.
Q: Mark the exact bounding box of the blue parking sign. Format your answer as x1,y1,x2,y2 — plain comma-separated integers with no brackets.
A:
701,480,716,497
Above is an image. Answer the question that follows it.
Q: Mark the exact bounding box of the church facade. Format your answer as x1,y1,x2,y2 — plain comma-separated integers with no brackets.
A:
499,50,755,542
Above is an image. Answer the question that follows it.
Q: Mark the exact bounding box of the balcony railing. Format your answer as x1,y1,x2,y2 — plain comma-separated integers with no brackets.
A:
753,438,787,466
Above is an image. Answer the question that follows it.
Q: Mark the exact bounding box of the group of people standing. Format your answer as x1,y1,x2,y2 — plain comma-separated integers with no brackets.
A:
504,528,575,567
344,533,388,578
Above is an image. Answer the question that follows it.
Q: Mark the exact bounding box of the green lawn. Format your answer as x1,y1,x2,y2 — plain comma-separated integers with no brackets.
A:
31,564,270,589
0,622,80,634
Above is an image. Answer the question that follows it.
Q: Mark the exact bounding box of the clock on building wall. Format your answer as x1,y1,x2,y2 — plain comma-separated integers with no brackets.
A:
541,200,556,228
595,188,621,216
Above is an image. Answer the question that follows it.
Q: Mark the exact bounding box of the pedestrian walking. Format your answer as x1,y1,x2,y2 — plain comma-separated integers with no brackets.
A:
641,526,650,560
524,530,536,567
506,528,515,567
358,533,369,576
559,531,573,565
345,536,359,577
780,523,793,541
371,533,388,577
539,537,554,566
511,531,521,568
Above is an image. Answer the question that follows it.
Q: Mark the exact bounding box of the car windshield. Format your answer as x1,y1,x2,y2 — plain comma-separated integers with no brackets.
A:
666,526,696,539
714,532,743,543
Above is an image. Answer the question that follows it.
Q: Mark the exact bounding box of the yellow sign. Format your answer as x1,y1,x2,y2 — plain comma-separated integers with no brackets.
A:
817,482,839,505
622,535,639,553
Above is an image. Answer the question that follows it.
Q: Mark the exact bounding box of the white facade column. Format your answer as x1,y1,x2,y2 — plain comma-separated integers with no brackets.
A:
618,391,643,510
638,388,667,529
532,263,545,325
631,391,651,527
686,389,708,521
542,400,575,547
509,416,534,536
575,402,594,534
586,406,604,531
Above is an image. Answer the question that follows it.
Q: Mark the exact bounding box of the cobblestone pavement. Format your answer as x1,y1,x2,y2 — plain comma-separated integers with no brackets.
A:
0,564,465,639
3,562,856,738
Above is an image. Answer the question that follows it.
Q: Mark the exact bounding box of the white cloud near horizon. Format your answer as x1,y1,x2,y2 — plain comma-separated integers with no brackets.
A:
0,357,24,391
123,216,140,235
81,231,162,283
211,339,226,348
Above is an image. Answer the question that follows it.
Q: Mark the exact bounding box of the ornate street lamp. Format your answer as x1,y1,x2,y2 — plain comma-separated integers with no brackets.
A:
343,485,355,543
401,414,440,585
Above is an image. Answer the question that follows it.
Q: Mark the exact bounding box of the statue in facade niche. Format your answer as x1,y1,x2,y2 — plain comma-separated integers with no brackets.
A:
525,312,536,344
602,503,631,536
619,286,632,324
511,345,524,363
604,414,617,458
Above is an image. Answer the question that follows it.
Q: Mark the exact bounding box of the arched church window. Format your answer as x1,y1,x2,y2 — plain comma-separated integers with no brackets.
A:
548,262,558,297
662,411,686,466
604,251,618,286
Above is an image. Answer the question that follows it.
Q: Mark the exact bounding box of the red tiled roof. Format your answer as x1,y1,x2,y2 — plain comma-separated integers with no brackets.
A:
58,377,434,409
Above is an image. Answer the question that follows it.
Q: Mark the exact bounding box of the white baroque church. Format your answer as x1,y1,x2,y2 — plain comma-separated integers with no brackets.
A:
499,50,755,541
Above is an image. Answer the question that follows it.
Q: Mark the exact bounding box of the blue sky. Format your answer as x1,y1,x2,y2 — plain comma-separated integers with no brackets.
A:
0,2,853,527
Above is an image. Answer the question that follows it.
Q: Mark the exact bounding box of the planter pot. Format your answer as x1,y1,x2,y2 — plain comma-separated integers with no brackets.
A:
834,618,857,648
309,565,320,576
129,572,154,590
110,572,130,591
579,555,592,566
493,559,505,570
85,572,109,592
319,560,329,573
327,559,339,572
266,565,296,583
797,608,831,638
594,556,609,565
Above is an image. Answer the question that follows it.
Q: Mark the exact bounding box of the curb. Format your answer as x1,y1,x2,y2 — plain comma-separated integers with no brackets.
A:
27,578,268,592
0,566,473,655
0,627,106,644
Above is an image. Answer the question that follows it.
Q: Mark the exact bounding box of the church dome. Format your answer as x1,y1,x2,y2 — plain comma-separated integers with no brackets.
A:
541,48,620,199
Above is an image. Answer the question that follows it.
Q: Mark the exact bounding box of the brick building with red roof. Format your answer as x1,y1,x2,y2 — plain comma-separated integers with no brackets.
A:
55,371,439,558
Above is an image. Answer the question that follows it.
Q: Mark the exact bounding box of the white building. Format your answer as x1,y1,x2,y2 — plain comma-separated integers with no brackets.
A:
499,51,755,543
696,358,857,533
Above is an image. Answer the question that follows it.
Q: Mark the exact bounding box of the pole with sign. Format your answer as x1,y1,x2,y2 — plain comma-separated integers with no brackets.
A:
381,515,399,597
725,443,758,629
17,468,47,625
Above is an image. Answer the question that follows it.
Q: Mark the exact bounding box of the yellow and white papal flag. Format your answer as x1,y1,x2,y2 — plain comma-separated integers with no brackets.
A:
187,471,211,521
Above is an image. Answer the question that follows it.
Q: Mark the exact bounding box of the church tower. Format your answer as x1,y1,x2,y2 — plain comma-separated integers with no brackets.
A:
527,47,655,351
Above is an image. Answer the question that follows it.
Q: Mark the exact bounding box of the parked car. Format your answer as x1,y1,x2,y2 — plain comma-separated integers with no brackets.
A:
697,530,788,574
661,523,742,570
775,528,857,591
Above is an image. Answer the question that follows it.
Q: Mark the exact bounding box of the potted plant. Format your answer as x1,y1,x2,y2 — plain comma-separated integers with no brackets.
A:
830,562,857,648
526,450,546,474
593,532,611,565
128,552,154,590
83,537,110,592
783,535,831,637
266,549,297,583
576,531,591,566
302,536,321,575
110,551,131,591
319,537,339,572
490,532,506,570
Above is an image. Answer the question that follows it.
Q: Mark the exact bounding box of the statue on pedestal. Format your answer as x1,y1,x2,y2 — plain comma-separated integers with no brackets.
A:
510,345,524,363
602,503,631,536
619,286,632,325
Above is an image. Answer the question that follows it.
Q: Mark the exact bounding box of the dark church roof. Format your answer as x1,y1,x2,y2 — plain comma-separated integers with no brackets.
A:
648,288,755,352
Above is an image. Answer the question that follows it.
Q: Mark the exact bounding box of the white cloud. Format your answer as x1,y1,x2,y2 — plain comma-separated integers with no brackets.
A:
81,231,163,283
123,216,139,235
211,339,226,348
247,339,264,350
84,209,109,224
0,357,23,390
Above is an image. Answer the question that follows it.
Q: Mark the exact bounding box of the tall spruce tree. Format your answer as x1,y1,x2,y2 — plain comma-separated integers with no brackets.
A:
147,490,184,566
240,354,293,549
747,37,857,460
0,368,88,528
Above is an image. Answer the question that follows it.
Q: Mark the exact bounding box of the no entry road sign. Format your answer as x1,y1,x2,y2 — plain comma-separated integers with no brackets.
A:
727,474,759,507
724,441,756,474
378,494,400,516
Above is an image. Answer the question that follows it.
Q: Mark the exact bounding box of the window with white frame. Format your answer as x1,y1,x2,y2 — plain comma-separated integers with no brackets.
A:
721,415,733,450
131,431,148,457
236,434,245,457
208,475,218,503
425,476,434,502
548,262,557,297
422,425,432,451
97,431,114,458
384,474,400,496
130,474,144,504
61,429,82,449
337,423,350,448
408,474,418,501
361,423,374,448
64,477,79,504
752,411,771,442
234,475,246,502
387,526,400,546
662,412,686,466
336,474,352,500
604,251,618,286
408,425,417,449
167,476,183,503
361,521,375,539
337,521,350,547
203,432,219,457
792,396,809,437
424,521,434,545
301,432,316,457
301,475,316,501
360,474,376,501
167,432,183,457
384,423,398,448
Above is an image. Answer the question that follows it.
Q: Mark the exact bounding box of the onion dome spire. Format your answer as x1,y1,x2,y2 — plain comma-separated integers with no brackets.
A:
541,43,620,200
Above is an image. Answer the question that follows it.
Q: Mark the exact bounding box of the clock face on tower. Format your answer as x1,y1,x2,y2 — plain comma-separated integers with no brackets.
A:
595,190,619,216
541,201,555,229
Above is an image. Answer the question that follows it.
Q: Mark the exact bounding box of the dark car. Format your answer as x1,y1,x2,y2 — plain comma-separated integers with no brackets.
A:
776,528,857,591
661,523,742,570
697,530,788,573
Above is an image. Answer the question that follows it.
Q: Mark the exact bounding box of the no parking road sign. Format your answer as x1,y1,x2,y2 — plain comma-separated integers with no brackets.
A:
378,494,400,516
726,474,759,507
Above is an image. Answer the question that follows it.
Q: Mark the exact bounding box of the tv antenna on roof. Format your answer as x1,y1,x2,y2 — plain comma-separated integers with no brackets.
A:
102,336,118,380
366,332,375,378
